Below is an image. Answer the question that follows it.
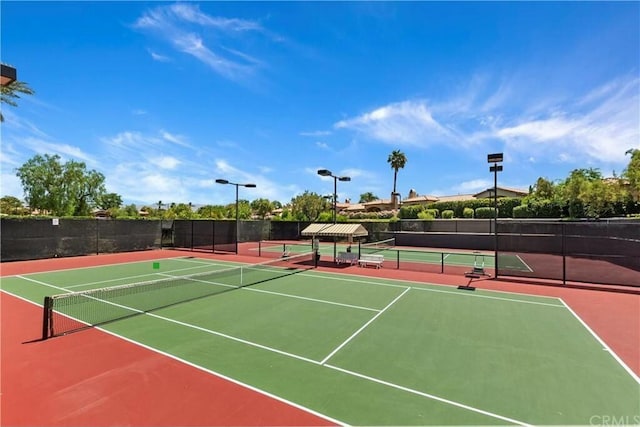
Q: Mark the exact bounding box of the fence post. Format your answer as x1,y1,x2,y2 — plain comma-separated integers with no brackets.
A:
562,222,566,285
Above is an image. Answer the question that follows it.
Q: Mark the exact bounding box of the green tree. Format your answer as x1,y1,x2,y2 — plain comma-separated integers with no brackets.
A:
387,149,407,196
251,198,273,219
531,177,555,199
290,191,325,221
359,192,378,203
225,200,252,219
165,203,194,219
1,79,35,122
197,204,226,218
97,193,123,210
0,195,25,215
16,154,107,216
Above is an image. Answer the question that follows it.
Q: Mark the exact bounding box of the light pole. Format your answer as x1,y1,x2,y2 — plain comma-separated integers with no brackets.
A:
487,153,503,278
215,179,256,254
317,169,350,262
1,64,17,87
317,169,350,223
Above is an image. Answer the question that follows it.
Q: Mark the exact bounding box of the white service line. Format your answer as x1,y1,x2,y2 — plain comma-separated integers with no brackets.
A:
559,298,640,384
320,287,411,365
325,364,532,426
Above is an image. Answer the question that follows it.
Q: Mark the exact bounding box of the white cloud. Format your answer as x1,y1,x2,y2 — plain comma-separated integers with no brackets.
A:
316,141,329,149
300,130,332,137
133,3,267,83
150,156,181,170
495,77,639,164
452,179,491,194
160,130,190,147
334,100,454,146
22,137,98,165
148,50,171,62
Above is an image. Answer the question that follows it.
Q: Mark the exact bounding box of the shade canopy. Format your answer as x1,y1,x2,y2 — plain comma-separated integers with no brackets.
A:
301,223,369,238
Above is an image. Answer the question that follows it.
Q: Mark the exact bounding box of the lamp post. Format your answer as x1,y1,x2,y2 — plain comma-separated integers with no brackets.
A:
1,64,17,87
317,169,350,262
317,169,350,223
487,153,503,277
215,179,256,254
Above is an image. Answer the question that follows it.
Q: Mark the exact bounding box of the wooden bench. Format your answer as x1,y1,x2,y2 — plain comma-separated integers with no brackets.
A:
336,252,358,265
358,254,384,268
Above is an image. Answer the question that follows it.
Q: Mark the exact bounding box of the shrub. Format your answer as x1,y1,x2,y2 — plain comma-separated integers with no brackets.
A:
463,207,474,218
512,205,531,218
424,208,439,218
475,207,496,218
399,205,424,219
417,210,435,220
496,197,522,218
442,210,454,219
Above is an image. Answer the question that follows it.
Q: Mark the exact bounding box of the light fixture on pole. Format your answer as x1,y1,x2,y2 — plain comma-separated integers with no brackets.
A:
317,169,351,263
216,179,256,254
487,153,503,277
317,169,351,224
1,64,17,87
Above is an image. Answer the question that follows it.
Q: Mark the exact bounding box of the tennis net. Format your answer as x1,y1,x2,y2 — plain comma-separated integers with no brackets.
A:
42,252,315,339
359,237,395,254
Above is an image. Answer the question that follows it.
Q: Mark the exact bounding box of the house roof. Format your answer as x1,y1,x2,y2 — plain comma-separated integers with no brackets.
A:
402,195,439,203
473,186,528,197
301,223,369,238
434,194,476,202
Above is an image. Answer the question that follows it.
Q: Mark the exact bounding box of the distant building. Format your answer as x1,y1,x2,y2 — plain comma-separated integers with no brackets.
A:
337,186,528,214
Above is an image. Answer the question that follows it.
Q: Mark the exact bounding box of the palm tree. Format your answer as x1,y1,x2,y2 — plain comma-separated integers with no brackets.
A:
387,149,407,200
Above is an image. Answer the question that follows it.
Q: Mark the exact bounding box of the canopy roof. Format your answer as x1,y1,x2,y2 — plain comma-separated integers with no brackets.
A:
301,223,369,238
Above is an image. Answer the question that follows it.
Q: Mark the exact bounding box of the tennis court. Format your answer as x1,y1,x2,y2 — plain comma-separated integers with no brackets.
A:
257,239,533,273
2,253,638,425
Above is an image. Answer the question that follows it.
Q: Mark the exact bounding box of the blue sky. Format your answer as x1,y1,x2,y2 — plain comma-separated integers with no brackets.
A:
1,1,639,207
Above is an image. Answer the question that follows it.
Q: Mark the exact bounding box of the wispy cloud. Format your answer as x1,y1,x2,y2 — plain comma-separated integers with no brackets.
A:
22,137,98,165
334,100,455,147
494,76,639,163
150,156,181,170
334,74,639,166
133,3,269,83
300,130,332,137
148,50,171,62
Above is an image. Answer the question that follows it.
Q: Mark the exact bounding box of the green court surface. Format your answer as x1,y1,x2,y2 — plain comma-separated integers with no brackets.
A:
3,256,638,425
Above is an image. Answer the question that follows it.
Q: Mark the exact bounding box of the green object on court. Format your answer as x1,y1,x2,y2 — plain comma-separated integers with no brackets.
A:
152,262,160,269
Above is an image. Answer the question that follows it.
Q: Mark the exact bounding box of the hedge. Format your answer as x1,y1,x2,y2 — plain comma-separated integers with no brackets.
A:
475,207,496,219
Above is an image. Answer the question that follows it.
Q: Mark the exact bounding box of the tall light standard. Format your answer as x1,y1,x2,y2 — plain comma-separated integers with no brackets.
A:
317,169,350,262
215,179,256,254
487,153,503,277
317,169,351,223
1,64,17,87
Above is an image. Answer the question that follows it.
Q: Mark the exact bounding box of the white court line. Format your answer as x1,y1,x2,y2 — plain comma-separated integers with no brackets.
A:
158,273,380,313
559,298,640,385
514,254,534,272
67,263,233,290
0,289,347,427
320,287,411,365
5,278,542,425
294,270,565,308
325,364,532,426
2,256,198,278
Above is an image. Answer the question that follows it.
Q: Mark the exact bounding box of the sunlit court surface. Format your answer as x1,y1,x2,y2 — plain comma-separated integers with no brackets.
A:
2,249,638,426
